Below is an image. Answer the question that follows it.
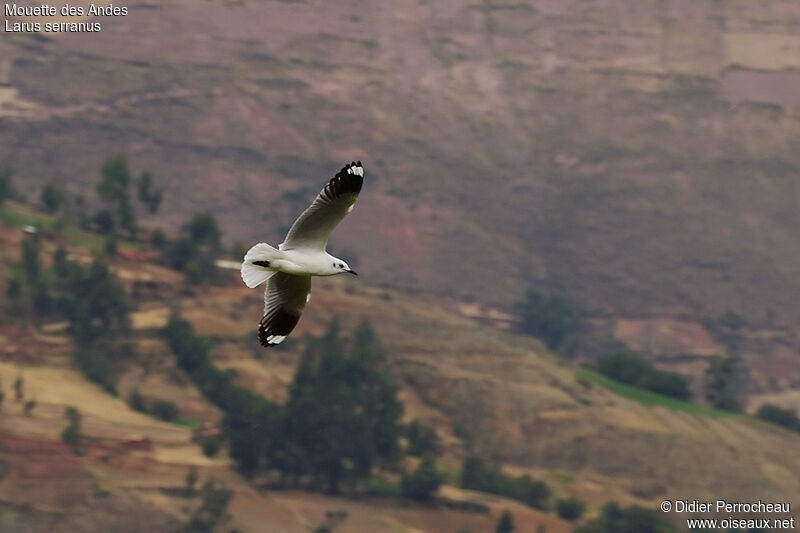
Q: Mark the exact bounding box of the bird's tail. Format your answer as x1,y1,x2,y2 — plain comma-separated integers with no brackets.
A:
241,242,280,288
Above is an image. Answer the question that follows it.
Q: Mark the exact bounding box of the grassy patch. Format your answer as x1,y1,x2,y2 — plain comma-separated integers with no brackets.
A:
173,417,202,429
0,201,134,251
577,369,737,417
63,224,107,251
438,463,461,486
0,201,54,228
362,476,401,497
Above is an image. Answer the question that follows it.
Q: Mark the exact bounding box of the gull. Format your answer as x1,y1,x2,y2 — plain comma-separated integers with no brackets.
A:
241,161,363,347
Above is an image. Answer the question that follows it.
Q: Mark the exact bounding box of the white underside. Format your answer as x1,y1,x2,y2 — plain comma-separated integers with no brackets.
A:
241,243,342,287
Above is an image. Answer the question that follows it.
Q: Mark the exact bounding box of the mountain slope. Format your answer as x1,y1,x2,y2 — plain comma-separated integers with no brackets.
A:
2,0,800,332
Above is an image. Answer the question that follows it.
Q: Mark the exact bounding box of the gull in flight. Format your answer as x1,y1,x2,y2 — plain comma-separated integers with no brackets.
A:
241,161,363,347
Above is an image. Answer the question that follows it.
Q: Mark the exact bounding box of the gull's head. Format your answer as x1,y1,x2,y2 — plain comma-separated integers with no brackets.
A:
330,259,357,276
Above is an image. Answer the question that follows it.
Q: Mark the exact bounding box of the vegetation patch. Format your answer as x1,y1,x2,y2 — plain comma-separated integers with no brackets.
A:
593,353,691,401
756,403,800,434
460,455,550,510
577,369,735,417
163,316,412,495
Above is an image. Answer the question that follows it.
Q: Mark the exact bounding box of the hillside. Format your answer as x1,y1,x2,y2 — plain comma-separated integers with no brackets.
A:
2,0,800,402
1,212,799,532
2,0,800,322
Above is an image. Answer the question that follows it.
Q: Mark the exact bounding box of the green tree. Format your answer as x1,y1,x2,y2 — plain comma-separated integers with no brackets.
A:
13,374,23,402
60,260,132,391
97,156,130,203
61,406,83,455
162,212,223,283
21,237,40,285
282,320,403,492
150,228,167,248
312,510,348,533
40,183,63,214
0,168,12,205
184,212,222,252
401,455,442,501
460,455,550,510
97,155,136,235
162,315,280,477
5,278,22,301
406,419,439,457
64,260,130,344
136,171,163,214
23,397,36,416
556,497,586,521
756,403,800,433
496,511,514,533
185,466,198,495
128,388,147,412
517,289,577,350
704,355,746,411
183,478,233,533
576,502,676,533
92,209,115,235
118,198,136,236
201,436,222,457
151,399,179,422
594,353,691,401
33,282,52,316
53,246,69,278
104,235,118,257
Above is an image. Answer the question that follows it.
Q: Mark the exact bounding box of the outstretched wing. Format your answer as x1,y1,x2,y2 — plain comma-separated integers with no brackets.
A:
259,272,312,347
281,161,364,251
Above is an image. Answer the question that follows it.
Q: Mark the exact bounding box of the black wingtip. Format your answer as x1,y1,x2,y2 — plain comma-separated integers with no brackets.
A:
325,161,364,198
258,308,301,347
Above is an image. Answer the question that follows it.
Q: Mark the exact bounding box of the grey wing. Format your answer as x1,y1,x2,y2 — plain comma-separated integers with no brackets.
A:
258,272,312,347
281,161,364,251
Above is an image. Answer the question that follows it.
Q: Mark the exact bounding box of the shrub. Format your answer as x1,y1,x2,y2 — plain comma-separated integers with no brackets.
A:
151,399,180,422
150,228,166,248
5,278,21,301
406,419,439,457
594,353,691,401
0,168,12,204
704,355,746,412
363,476,401,497
128,388,147,412
576,502,676,533
517,289,578,350
92,209,115,235
556,497,586,521
496,511,514,533
184,478,233,532
201,436,222,457
401,455,442,501
756,403,800,433
183,212,221,252
460,456,550,510
40,183,63,213
61,406,83,455
136,171,162,214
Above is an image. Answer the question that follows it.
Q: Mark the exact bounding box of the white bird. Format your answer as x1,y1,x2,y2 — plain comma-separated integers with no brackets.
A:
241,161,364,347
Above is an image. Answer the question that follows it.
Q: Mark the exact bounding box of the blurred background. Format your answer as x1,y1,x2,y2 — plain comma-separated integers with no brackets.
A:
1,1,799,532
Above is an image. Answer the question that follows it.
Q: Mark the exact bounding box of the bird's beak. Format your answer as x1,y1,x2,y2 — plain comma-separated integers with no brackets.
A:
346,269,358,276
